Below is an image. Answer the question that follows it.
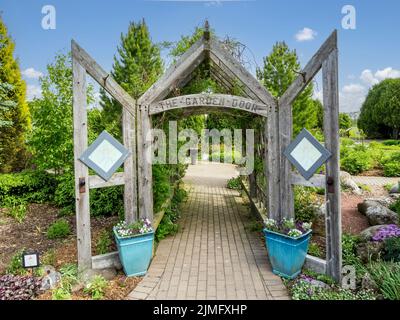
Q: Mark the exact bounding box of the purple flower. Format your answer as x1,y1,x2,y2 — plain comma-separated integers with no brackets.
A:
372,224,400,242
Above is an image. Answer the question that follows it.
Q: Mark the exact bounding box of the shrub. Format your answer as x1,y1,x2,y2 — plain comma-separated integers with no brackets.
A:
389,199,400,215
367,262,400,300
308,242,322,258
340,149,373,175
46,219,71,239
96,230,113,255
383,140,400,146
342,234,366,276
84,275,108,300
0,275,42,300
294,186,317,223
227,177,241,190
383,237,400,262
381,152,400,177
52,286,72,300
0,170,58,205
6,249,28,276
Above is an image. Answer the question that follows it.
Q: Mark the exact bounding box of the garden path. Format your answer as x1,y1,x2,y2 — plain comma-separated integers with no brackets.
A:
127,162,289,300
351,175,399,187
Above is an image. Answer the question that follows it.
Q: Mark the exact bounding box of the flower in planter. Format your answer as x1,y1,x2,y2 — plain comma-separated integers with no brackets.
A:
115,219,153,238
264,218,312,238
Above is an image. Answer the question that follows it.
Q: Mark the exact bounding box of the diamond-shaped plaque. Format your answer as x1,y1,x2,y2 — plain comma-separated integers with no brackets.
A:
283,128,332,180
79,131,130,181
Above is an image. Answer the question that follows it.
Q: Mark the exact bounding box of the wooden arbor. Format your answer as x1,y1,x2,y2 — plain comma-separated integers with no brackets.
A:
72,27,341,281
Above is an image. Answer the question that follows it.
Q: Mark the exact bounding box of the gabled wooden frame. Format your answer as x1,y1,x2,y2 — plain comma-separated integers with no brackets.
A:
72,41,137,271
72,27,341,282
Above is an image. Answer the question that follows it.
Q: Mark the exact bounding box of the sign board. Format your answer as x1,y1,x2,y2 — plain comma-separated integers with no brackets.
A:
283,128,332,180
79,131,130,181
149,94,268,117
22,251,40,268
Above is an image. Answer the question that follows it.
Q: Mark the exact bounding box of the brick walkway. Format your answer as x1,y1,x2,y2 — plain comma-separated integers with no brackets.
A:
127,162,289,300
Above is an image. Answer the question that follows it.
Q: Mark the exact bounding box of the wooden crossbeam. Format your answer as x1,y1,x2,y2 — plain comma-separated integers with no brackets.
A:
71,40,136,116
149,94,268,117
279,30,337,107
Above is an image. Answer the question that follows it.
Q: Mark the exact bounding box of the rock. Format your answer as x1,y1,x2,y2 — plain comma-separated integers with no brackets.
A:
360,225,389,242
309,279,330,289
390,183,399,194
356,241,385,263
361,273,379,292
40,266,62,290
357,200,399,225
340,171,362,195
80,268,117,284
365,197,395,207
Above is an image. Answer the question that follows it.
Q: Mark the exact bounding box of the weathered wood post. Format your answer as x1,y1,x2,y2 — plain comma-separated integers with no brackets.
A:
72,54,92,272
322,44,342,282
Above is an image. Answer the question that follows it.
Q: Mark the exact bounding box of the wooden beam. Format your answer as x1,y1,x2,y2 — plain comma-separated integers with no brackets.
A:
209,37,275,107
280,30,337,107
89,173,125,189
278,101,294,219
149,94,268,117
291,172,326,189
123,106,137,224
138,38,206,105
209,52,262,102
72,57,92,272
323,48,342,282
71,40,136,116
265,102,280,220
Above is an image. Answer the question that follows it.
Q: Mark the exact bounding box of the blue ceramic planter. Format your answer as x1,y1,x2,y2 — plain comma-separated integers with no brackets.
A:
263,229,311,279
113,228,154,277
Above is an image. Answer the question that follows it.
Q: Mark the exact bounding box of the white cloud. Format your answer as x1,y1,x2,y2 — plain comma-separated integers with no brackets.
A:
26,84,42,101
22,68,43,79
340,67,400,112
295,28,317,42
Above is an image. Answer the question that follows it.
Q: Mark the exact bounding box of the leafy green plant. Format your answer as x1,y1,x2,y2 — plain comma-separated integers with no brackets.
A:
4,197,27,223
84,275,108,300
227,177,241,190
52,286,72,300
383,237,400,262
367,261,400,300
46,219,71,239
294,186,317,223
342,233,366,276
389,199,400,215
41,249,56,266
340,148,373,175
96,230,113,255
308,242,322,258
6,249,28,276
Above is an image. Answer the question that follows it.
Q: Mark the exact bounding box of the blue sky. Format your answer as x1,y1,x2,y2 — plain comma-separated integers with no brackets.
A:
1,0,400,112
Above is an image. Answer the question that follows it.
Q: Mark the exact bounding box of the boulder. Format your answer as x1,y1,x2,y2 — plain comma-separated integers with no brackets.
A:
40,266,62,290
80,267,117,284
361,273,379,292
356,241,385,263
357,200,399,225
359,225,389,242
340,171,362,195
365,197,395,207
389,183,399,194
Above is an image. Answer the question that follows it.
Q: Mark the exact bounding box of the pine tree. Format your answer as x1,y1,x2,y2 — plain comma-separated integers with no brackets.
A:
256,42,319,135
100,19,163,137
0,17,30,172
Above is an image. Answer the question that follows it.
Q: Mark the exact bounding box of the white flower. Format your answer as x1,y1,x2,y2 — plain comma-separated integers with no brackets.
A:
302,222,312,231
288,229,303,238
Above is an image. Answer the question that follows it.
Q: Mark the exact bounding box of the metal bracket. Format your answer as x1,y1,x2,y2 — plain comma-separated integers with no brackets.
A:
79,177,86,193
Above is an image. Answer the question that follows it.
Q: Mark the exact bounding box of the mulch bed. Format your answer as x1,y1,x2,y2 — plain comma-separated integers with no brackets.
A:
0,203,142,300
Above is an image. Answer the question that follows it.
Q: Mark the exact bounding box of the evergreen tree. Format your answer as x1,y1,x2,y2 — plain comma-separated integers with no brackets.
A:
100,19,163,137
0,17,30,172
256,42,319,135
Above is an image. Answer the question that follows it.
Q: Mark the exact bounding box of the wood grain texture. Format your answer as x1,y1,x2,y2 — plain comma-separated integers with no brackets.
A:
89,173,125,189
322,48,342,282
291,172,326,188
71,40,136,116
149,94,268,117
123,106,137,224
72,56,92,272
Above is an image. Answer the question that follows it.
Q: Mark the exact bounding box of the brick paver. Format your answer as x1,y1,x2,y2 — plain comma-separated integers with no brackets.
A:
127,162,289,300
